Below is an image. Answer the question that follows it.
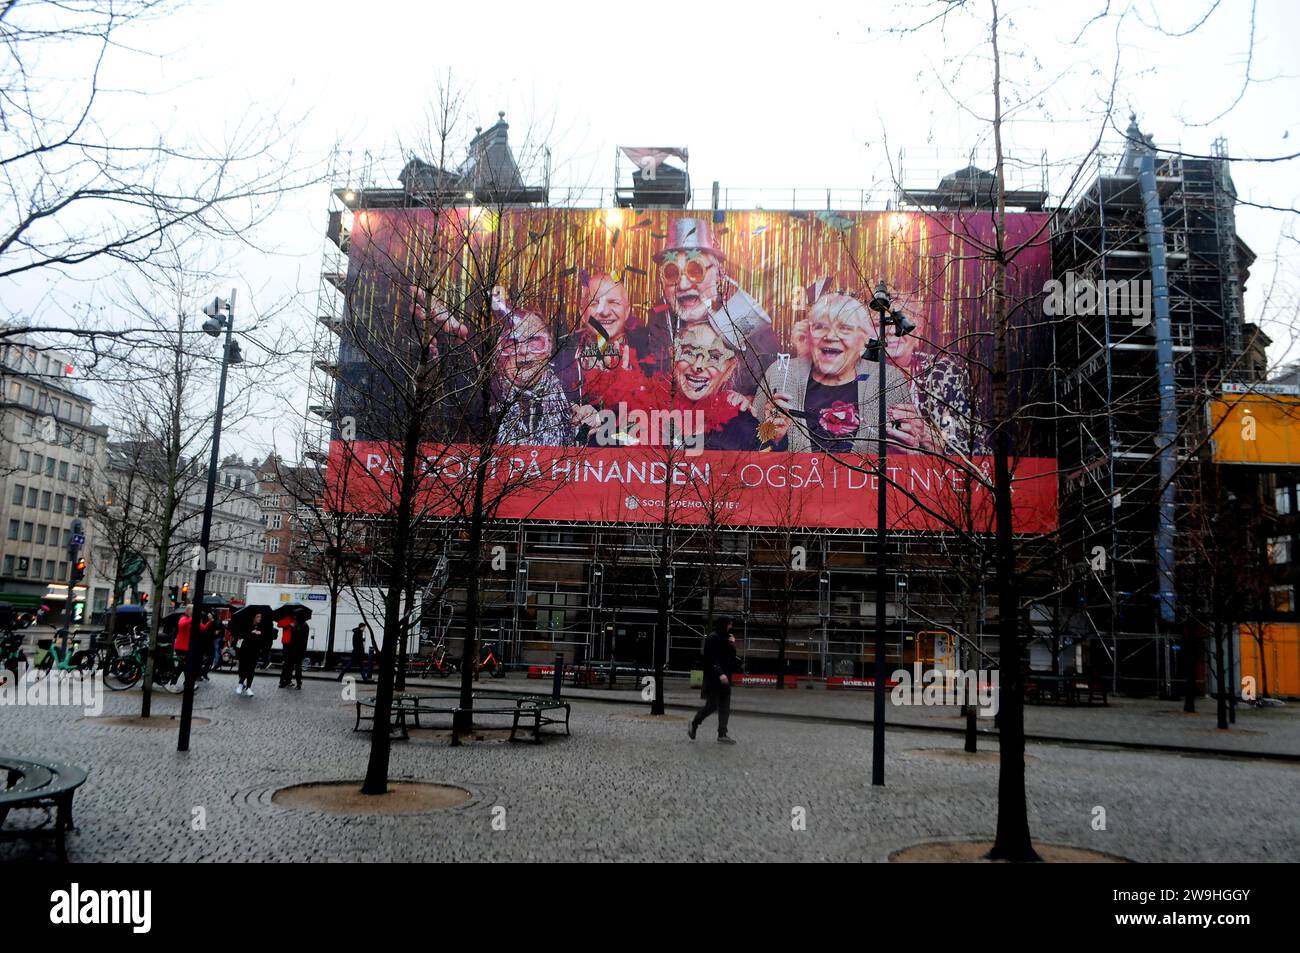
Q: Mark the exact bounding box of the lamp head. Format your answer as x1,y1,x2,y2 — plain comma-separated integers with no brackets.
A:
202,317,223,337
891,309,917,337
869,280,892,315
226,340,244,365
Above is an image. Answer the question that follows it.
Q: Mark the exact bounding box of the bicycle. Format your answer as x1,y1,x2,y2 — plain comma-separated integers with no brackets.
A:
473,642,506,680
32,630,97,679
2,629,26,681
103,631,191,693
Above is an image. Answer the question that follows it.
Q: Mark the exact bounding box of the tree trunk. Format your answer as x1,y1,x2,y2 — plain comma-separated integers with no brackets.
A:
1182,622,1198,713
361,404,421,795
986,0,1038,862
454,461,490,734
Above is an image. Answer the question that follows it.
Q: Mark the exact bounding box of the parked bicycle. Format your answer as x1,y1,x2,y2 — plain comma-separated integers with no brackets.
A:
103,631,196,693
2,629,26,680
473,641,506,679
32,630,97,679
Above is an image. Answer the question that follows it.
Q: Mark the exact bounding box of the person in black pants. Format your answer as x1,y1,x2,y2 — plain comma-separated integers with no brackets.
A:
689,616,738,744
236,613,270,697
279,618,308,689
336,624,374,682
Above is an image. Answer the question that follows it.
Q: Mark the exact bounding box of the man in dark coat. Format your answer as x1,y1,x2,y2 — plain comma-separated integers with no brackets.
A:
335,624,374,683
689,616,739,743
278,617,309,689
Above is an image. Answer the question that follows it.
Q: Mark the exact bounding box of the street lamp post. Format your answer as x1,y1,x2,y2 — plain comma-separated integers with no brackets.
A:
867,281,914,787
177,290,243,753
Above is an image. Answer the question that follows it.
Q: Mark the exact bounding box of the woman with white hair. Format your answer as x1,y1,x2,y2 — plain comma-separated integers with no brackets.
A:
752,293,908,453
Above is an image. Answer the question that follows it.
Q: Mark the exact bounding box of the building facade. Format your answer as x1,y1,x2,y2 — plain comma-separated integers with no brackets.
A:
0,336,109,623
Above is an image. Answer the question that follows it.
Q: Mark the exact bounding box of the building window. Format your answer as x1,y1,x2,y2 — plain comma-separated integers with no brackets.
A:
26,487,37,507
1268,536,1291,565
44,457,54,477
2,556,11,575
35,525,46,544
263,565,277,584
66,497,75,515
54,493,63,512
21,522,32,542
1277,486,1294,516
70,464,80,482
268,513,282,530
31,453,41,473
11,483,22,505
44,561,55,580
6,520,17,540
1271,586,1295,613
266,537,280,554
58,461,68,480
17,450,28,469
58,561,67,577
40,490,50,510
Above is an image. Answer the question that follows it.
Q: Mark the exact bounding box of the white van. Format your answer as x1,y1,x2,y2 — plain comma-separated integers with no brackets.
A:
242,583,420,657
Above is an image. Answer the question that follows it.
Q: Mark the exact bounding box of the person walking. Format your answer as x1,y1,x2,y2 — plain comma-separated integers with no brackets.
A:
689,616,738,744
336,624,374,682
235,612,270,697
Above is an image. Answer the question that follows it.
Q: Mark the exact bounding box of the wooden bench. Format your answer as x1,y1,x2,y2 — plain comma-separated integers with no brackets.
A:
0,755,88,862
451,696,571,746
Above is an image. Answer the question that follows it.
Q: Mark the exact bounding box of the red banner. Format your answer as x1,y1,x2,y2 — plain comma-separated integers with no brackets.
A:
329,441,1057,533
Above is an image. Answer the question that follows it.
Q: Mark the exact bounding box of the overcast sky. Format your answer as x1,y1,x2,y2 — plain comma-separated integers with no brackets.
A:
9,0,1299,461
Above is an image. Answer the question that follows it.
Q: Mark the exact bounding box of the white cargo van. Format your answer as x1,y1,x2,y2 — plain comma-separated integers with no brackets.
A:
242,584,419,657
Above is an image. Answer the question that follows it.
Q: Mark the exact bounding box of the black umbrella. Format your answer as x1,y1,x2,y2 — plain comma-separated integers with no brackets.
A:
199,594,229,608
231,604,273,630
159,610,187,637
273,601,313,622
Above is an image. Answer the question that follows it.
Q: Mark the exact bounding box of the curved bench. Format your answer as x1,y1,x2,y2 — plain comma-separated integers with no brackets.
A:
0,755,88,862
355,691,571,745
451,695,571,746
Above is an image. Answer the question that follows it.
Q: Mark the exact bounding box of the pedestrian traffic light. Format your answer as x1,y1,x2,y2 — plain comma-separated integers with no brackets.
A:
169,586,178,607
70,557,86,585
140,591,149,605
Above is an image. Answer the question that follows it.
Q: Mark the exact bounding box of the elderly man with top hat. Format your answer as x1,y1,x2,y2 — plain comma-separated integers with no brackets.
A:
645,217,777,397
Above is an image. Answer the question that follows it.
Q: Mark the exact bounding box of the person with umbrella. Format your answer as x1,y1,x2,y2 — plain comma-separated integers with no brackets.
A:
276,603,311,689
232,605,272,697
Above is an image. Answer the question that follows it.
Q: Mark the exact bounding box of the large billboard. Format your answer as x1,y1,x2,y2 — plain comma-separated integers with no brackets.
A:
328,207,1057,531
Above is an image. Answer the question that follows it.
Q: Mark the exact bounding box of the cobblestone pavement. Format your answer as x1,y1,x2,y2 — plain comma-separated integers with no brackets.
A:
527,676,1300,755
1,671,1296,862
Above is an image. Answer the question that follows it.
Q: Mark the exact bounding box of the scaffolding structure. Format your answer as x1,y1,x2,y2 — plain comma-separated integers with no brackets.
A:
1052,122,1254,692
302,131,1061,679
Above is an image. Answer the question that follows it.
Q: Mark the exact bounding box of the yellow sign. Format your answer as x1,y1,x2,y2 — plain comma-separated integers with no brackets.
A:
1208,392,1300,466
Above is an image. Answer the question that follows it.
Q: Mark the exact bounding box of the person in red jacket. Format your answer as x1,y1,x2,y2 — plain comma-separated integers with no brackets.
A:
174,607,212,685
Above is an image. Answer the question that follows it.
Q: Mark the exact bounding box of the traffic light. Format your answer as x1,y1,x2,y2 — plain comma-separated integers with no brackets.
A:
169,586,178,607
140,591,149,605
181,583,190,603
70,557,86,585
